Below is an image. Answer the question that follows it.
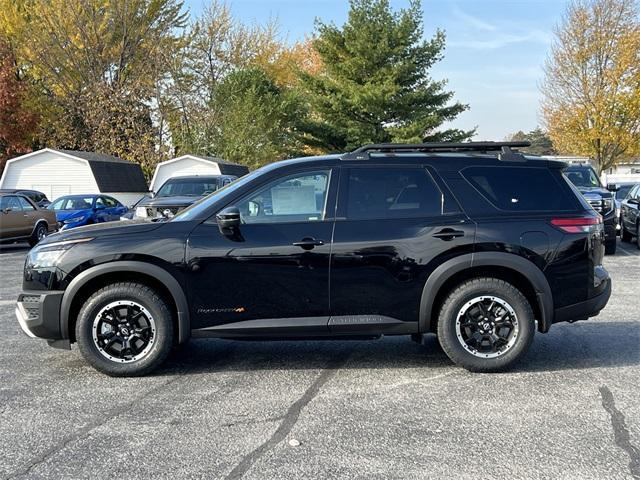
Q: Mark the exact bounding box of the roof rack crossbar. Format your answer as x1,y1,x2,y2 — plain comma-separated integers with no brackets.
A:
341,141,531,161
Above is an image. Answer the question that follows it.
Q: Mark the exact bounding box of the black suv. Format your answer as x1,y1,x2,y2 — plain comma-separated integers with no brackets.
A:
135,175,241,220
564,164,617,254
16,142,611,376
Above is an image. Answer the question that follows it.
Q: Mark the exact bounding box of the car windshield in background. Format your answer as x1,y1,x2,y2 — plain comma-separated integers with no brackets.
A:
564,167,601,188
49,196,95,210
171,168,265,222
156,178,219,197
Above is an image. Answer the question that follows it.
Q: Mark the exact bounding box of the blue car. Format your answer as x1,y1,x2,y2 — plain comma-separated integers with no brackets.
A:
48,195,128,230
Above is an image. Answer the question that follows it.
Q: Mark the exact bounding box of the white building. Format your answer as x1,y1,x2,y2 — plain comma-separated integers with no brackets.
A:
601,161,640,185
0,149,148,206
150,154,249,192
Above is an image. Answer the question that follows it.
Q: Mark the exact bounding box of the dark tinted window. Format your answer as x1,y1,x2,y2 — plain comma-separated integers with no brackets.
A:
345,168,443,220
157,178,219,197
462,166,577,212
564,166,601,188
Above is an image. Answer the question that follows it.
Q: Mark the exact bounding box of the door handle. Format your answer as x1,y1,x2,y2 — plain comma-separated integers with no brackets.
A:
432,228,465,241
292,237,325,250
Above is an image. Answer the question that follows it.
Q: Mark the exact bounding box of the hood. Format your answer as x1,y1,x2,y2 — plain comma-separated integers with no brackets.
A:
577,186,613,198
139,196,200,208
55,209,90,221
39,220,163,245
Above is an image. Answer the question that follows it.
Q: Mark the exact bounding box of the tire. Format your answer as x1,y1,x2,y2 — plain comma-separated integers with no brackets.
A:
76,282,174,377
436,278,535,373
621,222,632,242
29,222,47,247
604,237,617,255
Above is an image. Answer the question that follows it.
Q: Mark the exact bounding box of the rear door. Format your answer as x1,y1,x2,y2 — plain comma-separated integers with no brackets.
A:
329,165,475,333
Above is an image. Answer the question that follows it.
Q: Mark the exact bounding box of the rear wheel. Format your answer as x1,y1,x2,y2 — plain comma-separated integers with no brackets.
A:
29,222,47,247
437,278,535,372
621,222,632,242
76,282,173,376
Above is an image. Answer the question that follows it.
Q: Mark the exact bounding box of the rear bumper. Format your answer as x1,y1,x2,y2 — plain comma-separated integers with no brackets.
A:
15,291,64,340
553,274,611,324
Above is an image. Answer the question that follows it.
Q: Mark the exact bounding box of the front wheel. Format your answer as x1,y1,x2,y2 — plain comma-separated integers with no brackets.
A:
437,278,535,372
76,282,174,376
604,237,617,255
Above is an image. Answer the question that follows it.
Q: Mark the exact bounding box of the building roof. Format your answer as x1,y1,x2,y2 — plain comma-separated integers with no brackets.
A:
51,149,147,192
168,154,250,177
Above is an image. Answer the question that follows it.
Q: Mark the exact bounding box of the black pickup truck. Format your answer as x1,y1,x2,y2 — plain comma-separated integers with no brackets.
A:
564,164,617,254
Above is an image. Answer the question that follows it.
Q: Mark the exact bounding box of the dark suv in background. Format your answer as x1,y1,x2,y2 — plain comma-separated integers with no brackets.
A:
564,164,617,254
16,142,611,376
134,175,242,220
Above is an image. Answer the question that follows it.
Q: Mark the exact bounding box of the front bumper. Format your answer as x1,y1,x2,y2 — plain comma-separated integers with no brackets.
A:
553,273,612,324
15,291,64,340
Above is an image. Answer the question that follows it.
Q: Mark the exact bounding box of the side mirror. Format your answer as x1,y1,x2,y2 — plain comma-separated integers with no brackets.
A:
148,190,155,198
1,208,10,214
607,184,619,192
216,206,241,234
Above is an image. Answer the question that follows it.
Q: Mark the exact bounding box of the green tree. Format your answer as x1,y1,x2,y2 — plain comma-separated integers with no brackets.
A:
298,0,472,151
208,68,305,169
506,127,557,155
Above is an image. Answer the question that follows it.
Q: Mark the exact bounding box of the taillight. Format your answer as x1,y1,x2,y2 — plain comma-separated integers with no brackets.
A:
550,216,602,233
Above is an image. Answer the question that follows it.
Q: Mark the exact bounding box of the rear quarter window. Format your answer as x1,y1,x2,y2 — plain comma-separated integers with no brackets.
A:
461,166,579,212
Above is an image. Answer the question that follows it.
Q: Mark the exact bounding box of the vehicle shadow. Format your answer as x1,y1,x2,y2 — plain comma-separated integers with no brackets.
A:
0,243,30,254
158,320,639,376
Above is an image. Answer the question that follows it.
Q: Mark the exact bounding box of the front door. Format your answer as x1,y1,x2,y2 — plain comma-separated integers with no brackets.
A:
186,168,337,333
0,196,27,238
329,165,475,332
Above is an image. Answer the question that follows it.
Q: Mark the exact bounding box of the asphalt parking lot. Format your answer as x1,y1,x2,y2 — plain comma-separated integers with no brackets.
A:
0,241,638,480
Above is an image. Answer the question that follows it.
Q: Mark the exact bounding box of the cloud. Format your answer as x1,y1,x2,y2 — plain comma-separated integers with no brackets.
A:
449,29,552,50
452,7,497,32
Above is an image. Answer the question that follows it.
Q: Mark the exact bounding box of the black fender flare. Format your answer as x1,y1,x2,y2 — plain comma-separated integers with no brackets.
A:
419,252,553,333
60,261,190,344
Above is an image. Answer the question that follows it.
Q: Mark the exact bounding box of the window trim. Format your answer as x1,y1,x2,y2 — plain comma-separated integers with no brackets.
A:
224,168,336,226
336,165,446,222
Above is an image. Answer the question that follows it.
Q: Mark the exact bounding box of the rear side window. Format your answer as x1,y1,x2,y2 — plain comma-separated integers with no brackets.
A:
462,166,578,212
344,167,443,220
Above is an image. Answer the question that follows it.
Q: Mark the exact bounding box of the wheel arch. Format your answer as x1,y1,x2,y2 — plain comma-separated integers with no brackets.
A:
30,219,48,236
419,252,553,334
60,261,190,344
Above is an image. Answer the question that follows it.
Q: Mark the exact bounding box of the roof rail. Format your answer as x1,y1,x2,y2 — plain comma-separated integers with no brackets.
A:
341,141,531,161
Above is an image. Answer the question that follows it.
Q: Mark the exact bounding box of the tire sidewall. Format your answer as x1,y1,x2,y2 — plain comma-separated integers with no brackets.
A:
76,284,173,376
438,280,535,371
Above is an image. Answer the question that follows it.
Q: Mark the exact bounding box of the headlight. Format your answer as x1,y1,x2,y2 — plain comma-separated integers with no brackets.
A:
64,215,86,224
603,198,614,212
27,237,94,268
135,206,148,218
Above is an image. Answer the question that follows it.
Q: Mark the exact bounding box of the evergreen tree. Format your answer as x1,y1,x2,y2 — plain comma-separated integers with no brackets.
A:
298,0,473,151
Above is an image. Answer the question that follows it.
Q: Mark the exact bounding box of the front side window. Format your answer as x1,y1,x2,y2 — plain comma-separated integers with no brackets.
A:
344,167,443,220
1,196,22,211
103,197,118,207
238,171,330,224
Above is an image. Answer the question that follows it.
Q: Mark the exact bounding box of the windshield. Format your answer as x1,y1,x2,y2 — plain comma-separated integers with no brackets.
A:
156,178,219,197
614,184,635,200
564,167,601,188
171,169,264,222
49,196,95,210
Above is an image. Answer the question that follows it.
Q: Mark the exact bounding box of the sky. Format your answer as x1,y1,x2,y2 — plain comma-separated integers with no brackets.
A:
182,0,568,140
